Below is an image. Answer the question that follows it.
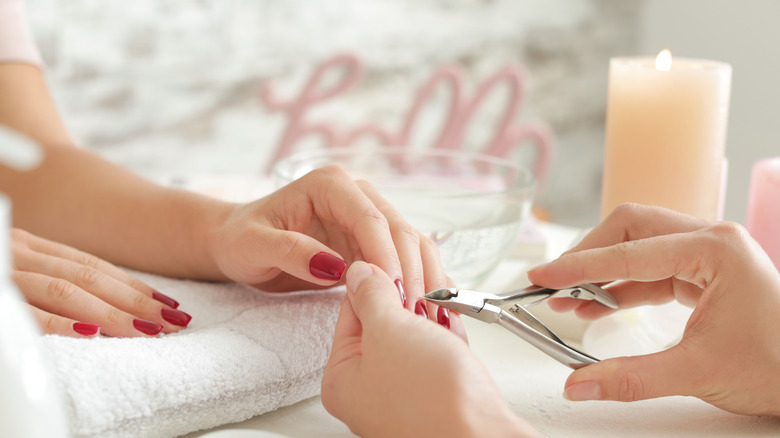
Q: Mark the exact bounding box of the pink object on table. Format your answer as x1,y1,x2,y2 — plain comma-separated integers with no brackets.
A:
746,157,780,271
260,53,554,191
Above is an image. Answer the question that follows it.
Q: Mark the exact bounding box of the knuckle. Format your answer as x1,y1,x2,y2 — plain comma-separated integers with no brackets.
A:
75,252,105,270
616,370,646,402
610,202,645,221
74,265,102,288
130,292,150,313
708,221,750,246
313,164,350,181
47,278,79,302
396,222,421,244
104,307,124,325
278,232,305,261
609,240,639,278
359,207,389,230
43,315,59,334
405,268,426,292
695,222,752,267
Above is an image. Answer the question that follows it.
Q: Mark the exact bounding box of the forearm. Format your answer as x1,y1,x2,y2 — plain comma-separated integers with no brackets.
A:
0,62,235,279
0,63,72,148
1,145,234,280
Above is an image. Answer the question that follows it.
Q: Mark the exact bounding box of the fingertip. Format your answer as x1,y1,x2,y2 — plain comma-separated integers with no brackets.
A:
152,291,179,309
562,363,603,401
563,380,603,402
546,297,581,312
573,301,617,320
526,261,549,277
526,261,558,286
72,322,101,337
310,252,347,282
346,261,375,293
133,318,163,336
344,262,402,325
527,259,582,289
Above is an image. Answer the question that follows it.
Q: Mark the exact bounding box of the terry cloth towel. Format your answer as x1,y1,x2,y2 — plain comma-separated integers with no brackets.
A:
41,272,345,438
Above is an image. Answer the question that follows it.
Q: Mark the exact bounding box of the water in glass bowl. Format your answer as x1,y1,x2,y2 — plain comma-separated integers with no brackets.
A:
379,184,530,288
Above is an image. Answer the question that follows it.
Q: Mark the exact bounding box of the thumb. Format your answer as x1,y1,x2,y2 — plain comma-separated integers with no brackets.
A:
345,261,403,328
563,345,699,403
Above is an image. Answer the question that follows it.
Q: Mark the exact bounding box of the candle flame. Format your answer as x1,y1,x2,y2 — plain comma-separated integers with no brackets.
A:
656,49,672,71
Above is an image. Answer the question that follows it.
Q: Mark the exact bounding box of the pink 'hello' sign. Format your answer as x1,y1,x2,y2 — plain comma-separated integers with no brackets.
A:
261,53,554,189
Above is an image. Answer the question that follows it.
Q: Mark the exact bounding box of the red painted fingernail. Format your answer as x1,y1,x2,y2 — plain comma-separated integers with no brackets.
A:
437,306,450,329
133,319,163,335
152,291,179,309
309,252,346,281
72,322,100,336
414,300,428,318
161,308,192,327
394,279,407,308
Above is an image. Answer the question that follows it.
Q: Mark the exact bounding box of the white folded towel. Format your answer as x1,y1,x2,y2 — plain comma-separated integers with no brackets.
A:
41,272,344,438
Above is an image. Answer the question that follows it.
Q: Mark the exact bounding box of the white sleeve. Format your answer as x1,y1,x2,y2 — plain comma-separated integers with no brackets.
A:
0,0,42,66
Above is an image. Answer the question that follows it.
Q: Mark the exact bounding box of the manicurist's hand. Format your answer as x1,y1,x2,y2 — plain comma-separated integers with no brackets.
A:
212,166,465,336
321,261,538,438
527,203,780,416
12,228,190,338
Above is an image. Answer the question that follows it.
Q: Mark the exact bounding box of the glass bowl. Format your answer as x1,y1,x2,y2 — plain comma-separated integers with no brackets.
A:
273,147,535,288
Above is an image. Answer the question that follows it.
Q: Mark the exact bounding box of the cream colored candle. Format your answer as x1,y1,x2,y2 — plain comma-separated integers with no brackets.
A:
600,50,732,220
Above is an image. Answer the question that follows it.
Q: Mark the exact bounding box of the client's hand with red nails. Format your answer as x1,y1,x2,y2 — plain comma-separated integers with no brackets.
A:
211,166,467,339
322,261,538,438
12,228,190,338
527,203,780,416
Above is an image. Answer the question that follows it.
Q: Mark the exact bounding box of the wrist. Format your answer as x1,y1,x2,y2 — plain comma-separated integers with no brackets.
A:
171,189,237,281
456,401,537,438
446,383,538,438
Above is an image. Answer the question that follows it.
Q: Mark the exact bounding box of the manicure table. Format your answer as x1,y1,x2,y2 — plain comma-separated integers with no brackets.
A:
165,176,778,438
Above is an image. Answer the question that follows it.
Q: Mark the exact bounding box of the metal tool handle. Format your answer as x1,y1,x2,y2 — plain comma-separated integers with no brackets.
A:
495,306,599,369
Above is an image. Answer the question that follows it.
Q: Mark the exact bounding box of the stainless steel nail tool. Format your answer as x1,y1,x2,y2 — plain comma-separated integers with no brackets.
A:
423,284,618,369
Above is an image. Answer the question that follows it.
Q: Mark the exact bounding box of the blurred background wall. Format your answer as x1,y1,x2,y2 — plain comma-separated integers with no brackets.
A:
25,0,779,226
640,0,780,225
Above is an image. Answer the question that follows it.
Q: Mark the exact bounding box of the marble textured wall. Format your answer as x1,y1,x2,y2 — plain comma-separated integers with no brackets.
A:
27,0,641,226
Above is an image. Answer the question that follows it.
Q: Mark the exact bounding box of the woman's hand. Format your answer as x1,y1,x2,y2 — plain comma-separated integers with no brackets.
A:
527,203,780,416
212,166,465,335
321,261,538,438
12,228,191,338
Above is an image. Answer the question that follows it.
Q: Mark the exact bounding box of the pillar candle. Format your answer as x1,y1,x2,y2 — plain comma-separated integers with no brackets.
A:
746,157,780,271
600,50,732,220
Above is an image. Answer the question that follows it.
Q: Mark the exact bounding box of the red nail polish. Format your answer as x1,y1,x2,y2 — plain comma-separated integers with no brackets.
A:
153,291,179,309
161,308,192,327
437,306,450,329
133,319,163,335
414,300,428,318
72,322,100,336
309,252,346,281
394,279,407,308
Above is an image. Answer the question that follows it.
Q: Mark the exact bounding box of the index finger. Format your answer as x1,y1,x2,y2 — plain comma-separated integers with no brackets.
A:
305,167,402,280
529,230,718,291
567,204,710,255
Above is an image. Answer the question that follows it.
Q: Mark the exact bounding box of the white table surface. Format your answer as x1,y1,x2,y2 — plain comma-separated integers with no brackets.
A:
168,175,779,437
